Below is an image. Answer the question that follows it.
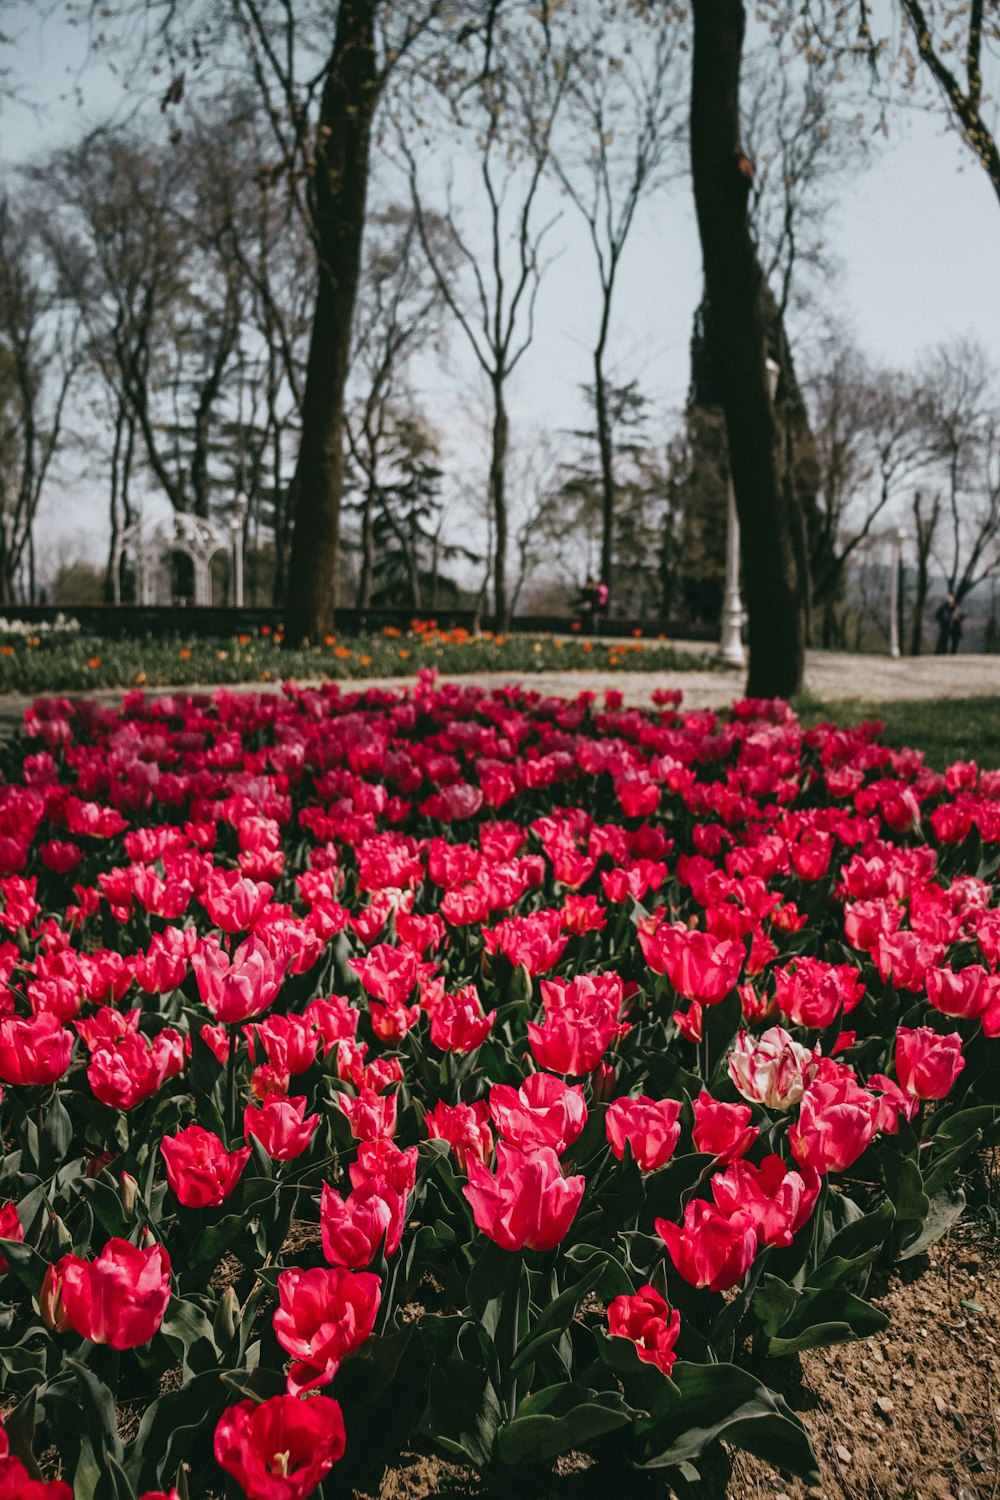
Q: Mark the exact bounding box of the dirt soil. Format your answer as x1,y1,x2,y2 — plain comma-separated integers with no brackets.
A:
353,1222,1000,1500
732,1222,1000,1500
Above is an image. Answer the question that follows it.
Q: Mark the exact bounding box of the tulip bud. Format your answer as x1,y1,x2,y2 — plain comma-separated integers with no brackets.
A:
40,1261,71,1332
119,1171,138,1217
509,961,533,1008
45,1213,73,1258
214,1284,240,1346
592,1061,617,1103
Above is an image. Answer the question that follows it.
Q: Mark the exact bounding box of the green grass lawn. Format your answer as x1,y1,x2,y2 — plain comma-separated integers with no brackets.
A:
796,695,1000,772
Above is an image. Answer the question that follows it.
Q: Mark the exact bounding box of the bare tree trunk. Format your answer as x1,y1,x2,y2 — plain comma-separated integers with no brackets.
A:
491,383,510,628
106,401,126,603
283,0,381,644
357,482,376,608
594,329,615,593
690,0,806,697
909,489,940,655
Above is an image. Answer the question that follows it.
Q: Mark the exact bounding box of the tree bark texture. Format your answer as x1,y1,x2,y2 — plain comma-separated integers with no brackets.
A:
690,0,806,698
284,0,381,644
491,386,510,629
594,328,615,596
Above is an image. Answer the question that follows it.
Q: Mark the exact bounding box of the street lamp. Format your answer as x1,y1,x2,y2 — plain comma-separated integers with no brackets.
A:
231,492,249,610
719,358,781,667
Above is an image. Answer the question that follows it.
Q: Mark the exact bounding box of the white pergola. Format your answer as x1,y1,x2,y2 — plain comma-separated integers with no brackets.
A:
111,495,249,607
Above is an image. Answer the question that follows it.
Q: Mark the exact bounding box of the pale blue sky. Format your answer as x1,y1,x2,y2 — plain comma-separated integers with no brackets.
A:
3,2,1000,573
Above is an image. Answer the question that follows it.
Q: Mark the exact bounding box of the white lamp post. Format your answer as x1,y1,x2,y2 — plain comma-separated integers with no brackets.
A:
719,357,781,667
888,527,906,659
232,492,249,609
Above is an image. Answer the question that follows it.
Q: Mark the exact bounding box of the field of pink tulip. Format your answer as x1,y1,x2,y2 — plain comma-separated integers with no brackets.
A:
0,671,997,1499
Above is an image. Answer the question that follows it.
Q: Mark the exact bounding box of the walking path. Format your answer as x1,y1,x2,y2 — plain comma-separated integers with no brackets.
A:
0,647,995,738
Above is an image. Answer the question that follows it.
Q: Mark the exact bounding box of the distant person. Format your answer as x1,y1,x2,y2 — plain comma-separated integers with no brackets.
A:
934,594,955,655
950,605,967,655
573,575,600,634
594,580,609,632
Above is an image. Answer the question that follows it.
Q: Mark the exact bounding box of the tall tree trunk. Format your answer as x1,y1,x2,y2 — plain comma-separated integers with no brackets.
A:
357,481,376,608
690,0,805,698
106,401,126,603
909,489,940,656
283,0,381,644
594,326,615,594
491,383,510,628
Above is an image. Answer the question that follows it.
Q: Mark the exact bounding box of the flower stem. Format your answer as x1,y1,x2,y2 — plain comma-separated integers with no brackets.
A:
501,1252,523,1422
226,1027,238,1143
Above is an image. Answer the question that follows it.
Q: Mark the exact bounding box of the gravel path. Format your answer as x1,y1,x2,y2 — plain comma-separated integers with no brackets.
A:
0,647,995,738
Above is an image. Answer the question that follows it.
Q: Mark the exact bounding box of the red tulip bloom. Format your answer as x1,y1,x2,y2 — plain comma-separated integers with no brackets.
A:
0,1201,23,1272
490,1073,587,1156
244,1095,319,1161
40,834,85,876
464,1142,585,1252
273,1265,381,1395
790,1077,881,1175
192,934,289,1024
348,943,419,1009
606,1284,681,1375
866,1073,919,1133
367,997,420,1042
774,958,865,1030
527,1007,621,1076
894,1026,965,1100
88,1029,184,1110
246,1014,318,1076
134,927,193,994
349,1138,418,1198
160,1124,251,1207
338,1088,397,1142
213,1394,346,1500
710,1154,819,1247
320,1180,405,1267
482,911,569,974
656,1199,757,1292
691,1091,758,1163
925,964,993,1020
425,1099,493,1172
73,1007,141,1055
200,868,274,933
305,994,360,1054
639,922,744,1004
560,894,607,935
0,1012,73,1086
428,985,495,1053
528,972,627,1076
42,1238,171,1349
874,931,945,993
605,1095,682,1173
0,1453,72,1499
